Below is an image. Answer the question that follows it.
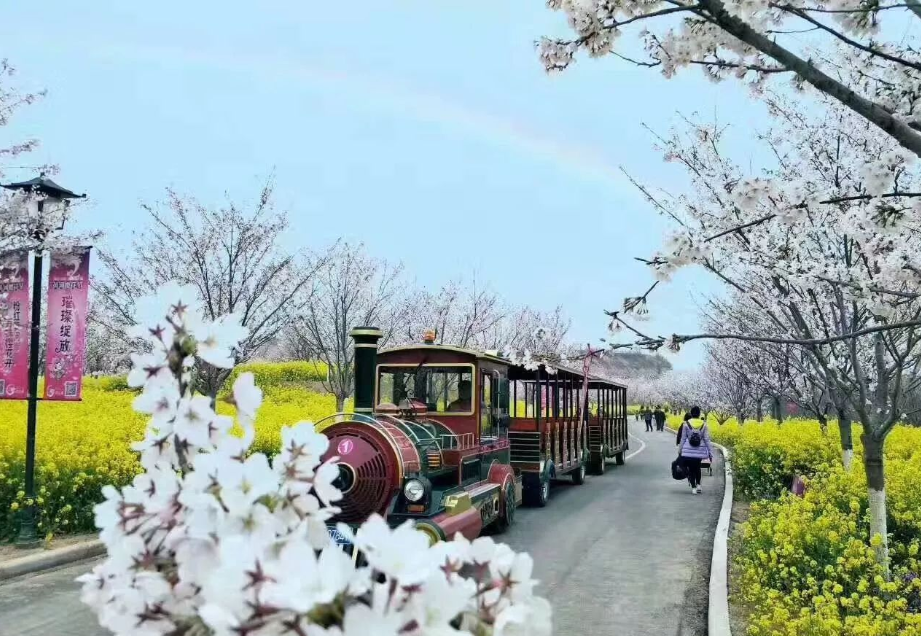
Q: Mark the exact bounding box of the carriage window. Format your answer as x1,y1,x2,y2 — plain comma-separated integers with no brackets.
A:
377,365,474,413
481,372,496,439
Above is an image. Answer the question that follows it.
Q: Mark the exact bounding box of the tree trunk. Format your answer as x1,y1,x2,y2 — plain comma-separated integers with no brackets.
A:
817,413,828,436
837,408,853,471
772,396,786,422
336,395,346,413
862,432,889,577
756,399,763,422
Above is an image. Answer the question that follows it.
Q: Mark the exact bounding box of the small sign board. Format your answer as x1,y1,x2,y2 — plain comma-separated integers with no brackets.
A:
327,525,352,547
327,525,362,564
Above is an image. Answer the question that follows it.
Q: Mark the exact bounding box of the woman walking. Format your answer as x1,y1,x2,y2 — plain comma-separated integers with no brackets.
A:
677,406,713,494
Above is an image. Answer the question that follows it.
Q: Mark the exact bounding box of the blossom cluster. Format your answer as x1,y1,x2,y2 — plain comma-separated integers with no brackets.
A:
78,283,551,636
501,326,601,375
540,1,921,348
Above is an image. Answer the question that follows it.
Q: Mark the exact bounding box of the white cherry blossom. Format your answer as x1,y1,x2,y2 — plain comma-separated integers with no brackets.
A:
79,282,552,636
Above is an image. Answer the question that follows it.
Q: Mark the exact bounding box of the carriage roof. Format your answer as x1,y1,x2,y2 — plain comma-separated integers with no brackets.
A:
378,344,509,365
379,344,625,390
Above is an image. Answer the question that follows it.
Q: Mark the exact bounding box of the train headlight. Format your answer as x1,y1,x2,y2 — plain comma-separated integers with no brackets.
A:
403,479,426,502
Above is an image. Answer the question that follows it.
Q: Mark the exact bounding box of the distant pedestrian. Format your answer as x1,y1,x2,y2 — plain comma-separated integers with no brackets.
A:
642,406,653,432
654,406,666,432
677,406,713,494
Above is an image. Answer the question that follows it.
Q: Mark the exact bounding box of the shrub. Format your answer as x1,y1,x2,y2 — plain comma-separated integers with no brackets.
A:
226,360,329,389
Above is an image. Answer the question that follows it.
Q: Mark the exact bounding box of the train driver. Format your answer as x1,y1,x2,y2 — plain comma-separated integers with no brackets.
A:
447,379,472,412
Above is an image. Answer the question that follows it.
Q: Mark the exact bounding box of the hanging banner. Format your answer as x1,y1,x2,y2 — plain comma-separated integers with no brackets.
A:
0,251,30,399
45,247,91,401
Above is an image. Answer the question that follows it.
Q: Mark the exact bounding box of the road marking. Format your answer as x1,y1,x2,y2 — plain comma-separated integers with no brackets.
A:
625,432,647,460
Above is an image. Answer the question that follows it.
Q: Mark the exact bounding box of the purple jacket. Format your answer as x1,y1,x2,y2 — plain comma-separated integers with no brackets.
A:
678,419,713,459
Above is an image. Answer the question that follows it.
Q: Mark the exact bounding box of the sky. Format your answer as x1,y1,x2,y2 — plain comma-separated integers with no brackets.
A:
0,1,775,370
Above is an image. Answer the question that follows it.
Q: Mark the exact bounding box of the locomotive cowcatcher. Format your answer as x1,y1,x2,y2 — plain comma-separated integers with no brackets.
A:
316,327,628,547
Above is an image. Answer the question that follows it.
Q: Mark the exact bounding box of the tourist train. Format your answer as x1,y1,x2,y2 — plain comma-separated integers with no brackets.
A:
315,327,628,548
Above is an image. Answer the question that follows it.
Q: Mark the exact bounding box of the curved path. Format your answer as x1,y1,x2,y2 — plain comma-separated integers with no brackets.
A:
500,420,725,636
0,421,724,636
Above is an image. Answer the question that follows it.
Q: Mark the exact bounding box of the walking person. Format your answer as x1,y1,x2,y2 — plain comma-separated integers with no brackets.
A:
677,406,712,494
654,406,666,432
642,406,653,432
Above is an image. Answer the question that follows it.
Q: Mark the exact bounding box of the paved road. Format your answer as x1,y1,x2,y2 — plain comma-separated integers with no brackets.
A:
0,421,723,636
502,421,724,636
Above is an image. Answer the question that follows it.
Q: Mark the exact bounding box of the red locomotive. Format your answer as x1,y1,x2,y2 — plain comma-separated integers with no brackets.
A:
317,327,628,546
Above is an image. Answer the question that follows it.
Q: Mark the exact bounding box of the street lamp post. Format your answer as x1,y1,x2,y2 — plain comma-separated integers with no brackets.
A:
1,174,85,548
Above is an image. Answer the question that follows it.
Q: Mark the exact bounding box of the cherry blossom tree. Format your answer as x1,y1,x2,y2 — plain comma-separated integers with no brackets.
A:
541,1,921,157
619,373,664,408
608,101,921,573
700,343,757,423
706,292,861,460
94,178,325,396
284,243,408,411
701,297,797,420
643,369,704,414
85,302,132,374
78,282,552,636
397,276,506,348
0,59,58,252
481,305,571,356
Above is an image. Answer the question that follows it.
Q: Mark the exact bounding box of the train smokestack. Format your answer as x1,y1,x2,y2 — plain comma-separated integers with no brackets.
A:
351,327,383,413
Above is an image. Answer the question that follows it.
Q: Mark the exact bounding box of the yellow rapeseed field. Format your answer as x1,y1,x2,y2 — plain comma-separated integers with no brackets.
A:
695,418,921,635
0,363,345,542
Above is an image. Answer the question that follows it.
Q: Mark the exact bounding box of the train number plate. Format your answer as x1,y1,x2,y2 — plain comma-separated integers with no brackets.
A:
327,526,352,548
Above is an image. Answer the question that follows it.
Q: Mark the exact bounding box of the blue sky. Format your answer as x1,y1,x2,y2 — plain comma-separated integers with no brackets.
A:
0,1,773,370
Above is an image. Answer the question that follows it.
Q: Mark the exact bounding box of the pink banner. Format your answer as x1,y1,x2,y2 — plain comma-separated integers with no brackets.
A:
0,251,30,399
44,248,91,401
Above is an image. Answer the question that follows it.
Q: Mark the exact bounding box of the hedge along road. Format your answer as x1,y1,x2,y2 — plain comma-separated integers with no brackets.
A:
0,420,724,636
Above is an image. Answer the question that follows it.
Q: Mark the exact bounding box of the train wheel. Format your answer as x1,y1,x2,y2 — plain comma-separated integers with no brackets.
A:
538,478,550,506
590,452,606,475
523,474,550,507
572,462,586,485
494,482,516,532
615,450,626,465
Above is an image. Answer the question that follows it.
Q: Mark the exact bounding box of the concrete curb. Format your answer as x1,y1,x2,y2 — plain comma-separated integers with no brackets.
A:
709,442,733,636
0,539,104,582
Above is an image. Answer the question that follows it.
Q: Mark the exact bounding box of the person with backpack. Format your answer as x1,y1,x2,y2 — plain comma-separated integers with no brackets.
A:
678,406,713,494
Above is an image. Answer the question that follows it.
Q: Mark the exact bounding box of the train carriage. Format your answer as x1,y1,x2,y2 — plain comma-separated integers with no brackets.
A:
585,377,629,474
507,365,628,506
316,326,628,550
